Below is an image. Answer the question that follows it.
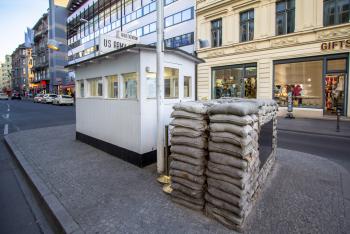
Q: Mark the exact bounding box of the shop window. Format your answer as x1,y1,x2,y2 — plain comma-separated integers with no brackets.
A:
276,0,295,35
211,19,222,48
240,9,254,42
327,59,347,71
146,72,156,98
274,60,323,108
324,0,350,26
213,65,257,99
184,76,192,98
122,72,138,99
107,75,118,98
88,78,103,97
164,67,179,98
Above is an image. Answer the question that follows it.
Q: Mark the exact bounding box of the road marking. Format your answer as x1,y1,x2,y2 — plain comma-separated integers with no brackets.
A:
4,124,8,135
2,113,9,119
7,103,10,112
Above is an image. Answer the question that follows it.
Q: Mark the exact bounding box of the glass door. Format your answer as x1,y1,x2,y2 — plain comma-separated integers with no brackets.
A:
244,66,257,98
324,73,346,115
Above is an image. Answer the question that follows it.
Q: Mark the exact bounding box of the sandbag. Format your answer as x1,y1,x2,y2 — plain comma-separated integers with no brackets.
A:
170,145,208,159
172,197,203,211
207,177,245,197
170,118,207,131
170,136,208,149
210,132,252,147
206,206,242,231
208,102,259,116
170,154,206,166
210,123,253,137
170,160,205,176
205,203,243,226
172,183,203,198
171,127,207,138
208,141,253,158
209,152,248,169
170,169,206,185
173,102,210,115
207,161,246,179
171,110,207,120
172,176,204,191
207,186,247,207
209,114,254,126
171,190,205,206
205,193,244,217
206,169,248,189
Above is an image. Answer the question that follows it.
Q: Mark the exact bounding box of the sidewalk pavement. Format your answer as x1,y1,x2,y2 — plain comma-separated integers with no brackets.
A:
5,124,350,234
277,117,350,138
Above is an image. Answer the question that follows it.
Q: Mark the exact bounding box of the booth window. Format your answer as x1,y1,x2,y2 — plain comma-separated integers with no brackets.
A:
88,78,103,97
107,75,118,98
324,0,350,26
184,76,192,98
122,72,138,99
274,60,323,108
146,72,156,99
164,67,179,98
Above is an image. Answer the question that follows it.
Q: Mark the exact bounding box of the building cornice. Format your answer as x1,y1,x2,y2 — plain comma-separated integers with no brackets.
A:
197,0,261,15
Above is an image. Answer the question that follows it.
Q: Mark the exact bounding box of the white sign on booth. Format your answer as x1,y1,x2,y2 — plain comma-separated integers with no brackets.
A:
99,32,139,54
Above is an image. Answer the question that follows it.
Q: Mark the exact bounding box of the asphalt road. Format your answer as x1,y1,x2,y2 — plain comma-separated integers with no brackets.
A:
0,100,350,233
0,100,75,234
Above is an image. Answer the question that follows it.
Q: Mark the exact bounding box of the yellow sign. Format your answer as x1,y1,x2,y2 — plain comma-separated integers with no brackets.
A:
54,0,69,7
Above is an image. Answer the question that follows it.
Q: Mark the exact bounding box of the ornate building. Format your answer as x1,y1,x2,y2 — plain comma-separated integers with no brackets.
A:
196,0,350,117
0,55,12,92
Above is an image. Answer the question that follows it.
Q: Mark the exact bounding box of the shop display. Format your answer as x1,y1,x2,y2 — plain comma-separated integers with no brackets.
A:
325,74,345,114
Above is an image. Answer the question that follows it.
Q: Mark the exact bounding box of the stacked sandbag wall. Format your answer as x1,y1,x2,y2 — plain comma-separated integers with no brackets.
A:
169,102,212,210
204,102,261,230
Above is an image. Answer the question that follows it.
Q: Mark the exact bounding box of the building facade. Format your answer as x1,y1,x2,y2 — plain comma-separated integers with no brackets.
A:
32,14,50,93
0,55,12,92
11,44,32,95
196,0,350,118
66,0,196,65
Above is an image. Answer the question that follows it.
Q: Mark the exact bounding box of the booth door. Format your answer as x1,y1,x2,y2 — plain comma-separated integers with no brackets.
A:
324,73,346,115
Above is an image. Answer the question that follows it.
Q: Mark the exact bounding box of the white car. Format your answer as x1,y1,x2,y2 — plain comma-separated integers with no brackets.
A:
53,95,74,105
34,94,44,103
0,92,9,100
42,94,58,104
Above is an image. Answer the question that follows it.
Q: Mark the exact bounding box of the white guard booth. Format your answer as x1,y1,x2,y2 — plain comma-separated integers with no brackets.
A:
67,44,203,167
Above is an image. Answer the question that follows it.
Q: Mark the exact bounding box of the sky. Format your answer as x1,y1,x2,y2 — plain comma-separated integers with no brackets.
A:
0,0,49,62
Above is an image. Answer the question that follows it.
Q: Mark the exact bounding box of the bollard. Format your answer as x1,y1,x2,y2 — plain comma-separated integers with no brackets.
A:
164,125,169,176
336,109,340,132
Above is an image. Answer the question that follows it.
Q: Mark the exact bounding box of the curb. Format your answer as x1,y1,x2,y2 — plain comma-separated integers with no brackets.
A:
4,135,84,234
277,128,350,139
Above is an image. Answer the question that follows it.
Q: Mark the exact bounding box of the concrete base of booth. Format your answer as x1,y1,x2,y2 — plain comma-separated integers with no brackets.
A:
76,131,156,168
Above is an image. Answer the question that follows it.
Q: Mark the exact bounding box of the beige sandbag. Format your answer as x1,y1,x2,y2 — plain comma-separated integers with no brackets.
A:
171,110,207,120
170,154,206,166
210,132,252,147
205,203,243,226
208,141,253,158
210,123,253,137
170,169,206,185
170,160,205,176
207,161,246,179
209,114,253,126
171,190,205,206
205,193,244,217
170,145,208,159
172,176,204,191
172,197,203,211
208,102,259,116
170,118,207,131
172,183,203,198
209,152,248,169
173,101,210,115
207,186,247,208
207,177,245,197
205,169,248,189
171,127,207,138
206,206,242,231
170,136,208,149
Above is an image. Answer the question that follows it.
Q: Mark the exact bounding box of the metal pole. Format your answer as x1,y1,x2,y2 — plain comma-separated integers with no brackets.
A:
156,0,164,174
336,108,340,132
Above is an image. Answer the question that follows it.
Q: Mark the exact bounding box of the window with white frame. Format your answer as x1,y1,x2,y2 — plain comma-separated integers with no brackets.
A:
122,72,138,99
184,76,192,98
164,67,179,98
88,77,103,97
107,75,118,98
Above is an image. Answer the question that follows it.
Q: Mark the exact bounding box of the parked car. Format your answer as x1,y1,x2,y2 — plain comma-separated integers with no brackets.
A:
0,92,9,100
11,93,21,100
42,94,57,104
34,94,44,103
53,95,74,105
